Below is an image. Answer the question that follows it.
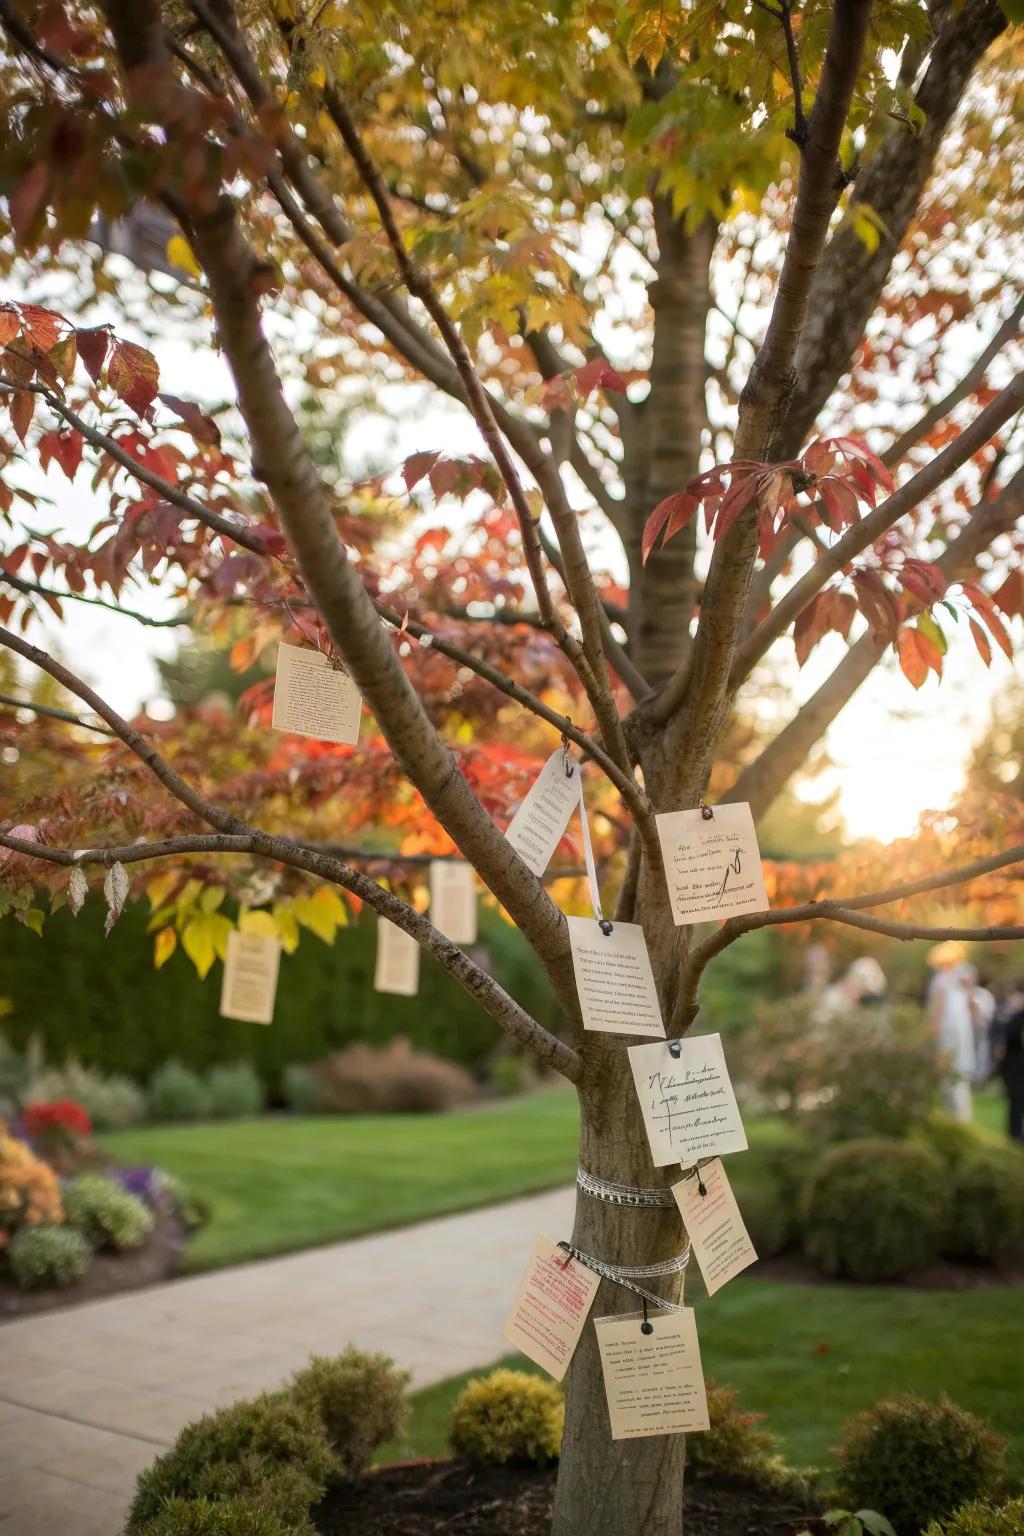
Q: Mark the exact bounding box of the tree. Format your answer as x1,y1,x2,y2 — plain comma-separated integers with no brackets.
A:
1,2,1023,1533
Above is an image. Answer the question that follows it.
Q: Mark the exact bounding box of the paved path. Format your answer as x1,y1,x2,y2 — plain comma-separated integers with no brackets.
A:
0,1185,573,1536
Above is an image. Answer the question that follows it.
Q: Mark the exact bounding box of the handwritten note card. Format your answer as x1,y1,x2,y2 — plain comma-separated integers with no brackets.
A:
628,1033,748,1168
672,1159,757,1296
503,1233,601,1380
429,860,478,944
655,802,768,925
219,931,280,1025
504,750,581,876
567,917,665,1037
374,918,420,997
272,642,362,745
595,1310,709,1440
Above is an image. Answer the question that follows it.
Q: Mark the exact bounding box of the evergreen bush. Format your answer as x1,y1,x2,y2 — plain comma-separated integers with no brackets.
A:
147,1060,214,1122
62,1174,154,1251
7,1224,91,1289
449,1369,563,1465
801,1138,948,1280
290,1348,410,1477
205,1062,265,1119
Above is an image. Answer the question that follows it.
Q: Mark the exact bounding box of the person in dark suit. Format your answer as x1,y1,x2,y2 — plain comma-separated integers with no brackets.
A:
992,985,1024,1144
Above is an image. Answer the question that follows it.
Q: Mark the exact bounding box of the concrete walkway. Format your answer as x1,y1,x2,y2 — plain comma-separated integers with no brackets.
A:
0,1185,574,1536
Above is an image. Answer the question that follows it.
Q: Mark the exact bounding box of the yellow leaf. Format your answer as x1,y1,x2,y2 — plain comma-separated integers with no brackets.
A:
199,886,225,914
239,909,278,938
166,234,201,279
272,902,300,954
290,889,346,944
154,927,177,969
24,908,44,936
181,912,232,979
309,66,326,88
175,878,203,914
147,872,177,911
310,885,348,925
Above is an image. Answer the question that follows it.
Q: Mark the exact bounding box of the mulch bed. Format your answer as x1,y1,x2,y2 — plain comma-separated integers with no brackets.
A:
315,1461,818,1536
0,1191,188,1320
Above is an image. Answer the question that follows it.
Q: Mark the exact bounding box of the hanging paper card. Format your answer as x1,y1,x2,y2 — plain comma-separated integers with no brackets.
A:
502,1233,601,1381
672,1158,757,1296
271,642,362,745
429,860,478,944
374,918,420,997
627,1034,748,1168
594,1309,709,1440
566,917,665,1037
219,931,280,1025
504,750,581,876
655,802,768,925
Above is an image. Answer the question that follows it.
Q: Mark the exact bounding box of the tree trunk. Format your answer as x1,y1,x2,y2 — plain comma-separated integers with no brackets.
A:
551,1031,690,1536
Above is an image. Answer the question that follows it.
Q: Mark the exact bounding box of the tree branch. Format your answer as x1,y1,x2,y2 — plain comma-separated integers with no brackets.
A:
0,692,115,736
730,371,1024,686
0,828,581,1080
728,463,1024,819
883,292,1024,470
674,842,1024,1026
0,569,189,628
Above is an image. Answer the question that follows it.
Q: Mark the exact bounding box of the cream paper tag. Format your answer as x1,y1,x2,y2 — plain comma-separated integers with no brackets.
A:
502,1233,601,1381
627,1033,748,1168
271,642,362,745
655,802,768,925
429,860,478,944
566,917,665,1037
373,918,420,997
219,931,280,1025
672,1158,757,1296
594,1309,709,1440
504,750,581,876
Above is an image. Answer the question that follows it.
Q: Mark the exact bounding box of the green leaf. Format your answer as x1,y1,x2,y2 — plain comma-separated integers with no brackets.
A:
856,1514,897,1536
916,612,947,656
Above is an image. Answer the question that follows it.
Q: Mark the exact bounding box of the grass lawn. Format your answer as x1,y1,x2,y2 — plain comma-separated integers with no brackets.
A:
389,1278,1024,1485
101,1089,579,1273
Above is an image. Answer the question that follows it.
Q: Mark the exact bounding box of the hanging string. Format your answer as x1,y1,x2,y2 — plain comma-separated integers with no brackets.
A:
575,763,612,934
557,1238,690,1313
576,1168,677,1208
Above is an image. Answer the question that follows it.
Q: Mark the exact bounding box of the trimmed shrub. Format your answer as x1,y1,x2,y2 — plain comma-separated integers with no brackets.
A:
132,1492,315,1535
22,1060,146,1128
801,1139,948,1281
946,1150,1024,1264
449,1369,563,1466
729,1140,813,1258
126,1396,337,1534
205,1062,264,1120
62,1174,154,1251
686,1380,807,1494
835,1394,1006,1536
913,1115,991,1171
308,1038,478,1114
281,1064,316,1114
148,1060,213,1122
8,1224,91,1289
0,902,553,1092
160,1172,211,1231
290,1348,410,1478
810,1011,945,1142
924,1499,1024,1536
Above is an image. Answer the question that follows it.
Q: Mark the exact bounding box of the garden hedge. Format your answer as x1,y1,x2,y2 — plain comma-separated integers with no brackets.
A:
0,901,557,1092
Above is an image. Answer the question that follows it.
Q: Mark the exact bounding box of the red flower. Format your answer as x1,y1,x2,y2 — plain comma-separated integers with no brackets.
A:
21,1099,93,1140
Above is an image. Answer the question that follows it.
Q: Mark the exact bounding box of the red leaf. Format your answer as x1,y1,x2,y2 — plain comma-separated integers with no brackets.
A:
962,580,1013,660
992,570,1024,620
0,306,19,347
832,436,894,494
711,472,761,540
9,164,49,242
823,589,857,641
818,477,860,532
897,628,929,689
245,524,287,558
52,429,84,478
9,390,34,442
642,490,696,563
158,393,221,447
108,339,159,416
572,358,628,397
18,303,62,353
852,568,900,643
969,616,992,666
794,594,826,667
77,326,110,382
401,450,441,493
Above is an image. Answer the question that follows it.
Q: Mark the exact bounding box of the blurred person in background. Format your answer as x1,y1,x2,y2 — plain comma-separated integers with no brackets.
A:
992,982,1024,1144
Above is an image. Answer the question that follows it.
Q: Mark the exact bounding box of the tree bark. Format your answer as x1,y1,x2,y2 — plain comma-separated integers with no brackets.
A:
552,1032,689,1536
